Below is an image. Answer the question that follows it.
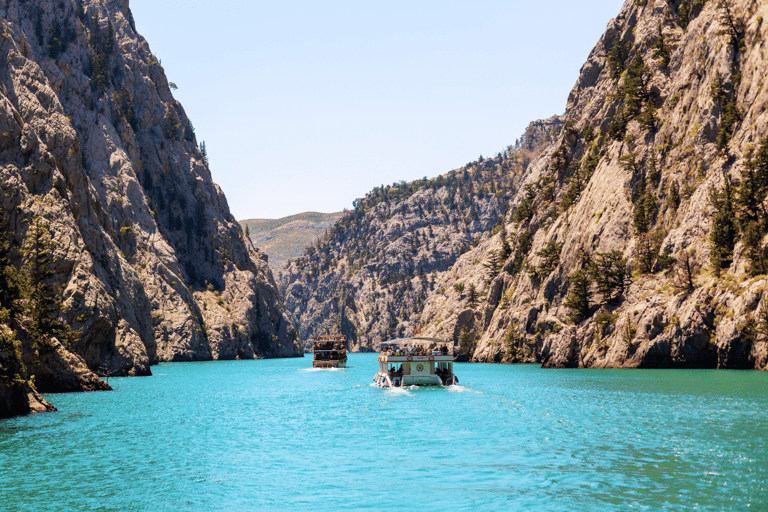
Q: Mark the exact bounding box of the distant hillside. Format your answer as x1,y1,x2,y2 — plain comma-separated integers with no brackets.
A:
278,116,563,351
240,212,344,271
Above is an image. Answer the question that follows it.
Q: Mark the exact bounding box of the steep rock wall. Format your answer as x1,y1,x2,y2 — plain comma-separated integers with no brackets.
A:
0,0,301,416
421,0,768,370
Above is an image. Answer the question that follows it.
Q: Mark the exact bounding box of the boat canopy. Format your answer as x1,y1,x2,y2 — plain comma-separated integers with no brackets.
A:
380,337,450,345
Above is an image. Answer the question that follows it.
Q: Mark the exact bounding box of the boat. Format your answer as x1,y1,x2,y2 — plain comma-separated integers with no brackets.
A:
373,337,458,387
311,335,348,368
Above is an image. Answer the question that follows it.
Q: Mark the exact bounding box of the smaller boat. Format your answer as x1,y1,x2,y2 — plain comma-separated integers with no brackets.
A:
311,335,348,368
373,337,458,387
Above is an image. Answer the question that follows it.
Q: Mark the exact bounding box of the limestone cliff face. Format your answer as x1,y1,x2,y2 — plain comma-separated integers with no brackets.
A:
421,0,768,370
0,0,301,415
279,117,562,351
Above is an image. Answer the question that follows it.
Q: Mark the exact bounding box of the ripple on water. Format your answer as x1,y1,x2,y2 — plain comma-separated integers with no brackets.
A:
1,356,767,511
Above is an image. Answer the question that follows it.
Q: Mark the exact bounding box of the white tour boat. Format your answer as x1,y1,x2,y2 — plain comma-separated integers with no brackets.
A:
311,335,348,368
373,337,458,387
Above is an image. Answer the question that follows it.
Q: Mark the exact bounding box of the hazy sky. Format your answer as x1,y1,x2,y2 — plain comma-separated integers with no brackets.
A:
130,0,626,220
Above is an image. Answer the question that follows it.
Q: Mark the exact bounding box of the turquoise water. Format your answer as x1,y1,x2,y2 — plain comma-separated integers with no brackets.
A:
1,354,767,511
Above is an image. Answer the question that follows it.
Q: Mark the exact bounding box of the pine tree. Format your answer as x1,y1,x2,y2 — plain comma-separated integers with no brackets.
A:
651,24,670,69
623,54,652,116
457,324,474,360
717,96,741,150
0,324,25,386
467,284,478,309
742,221,767,276
0,226,23,320
47,19,63,59
647,151,660,185
710,182,737,273
21,218,78,352
592,250,629,304
0,228,25,385
564,269,593,324
635,230,665,274
633,194,655,235
607,39,628,80
533,240,562,278
666,181,680,211
484,249,501,280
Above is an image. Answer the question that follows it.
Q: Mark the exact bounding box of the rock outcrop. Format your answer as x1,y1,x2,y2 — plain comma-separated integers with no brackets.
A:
0,0,301,417
419,0,768,370
279,117,562,351
284,0,768,372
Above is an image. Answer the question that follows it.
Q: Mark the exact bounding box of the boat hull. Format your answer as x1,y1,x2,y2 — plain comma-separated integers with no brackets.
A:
373,372,457,387
313,359,347,368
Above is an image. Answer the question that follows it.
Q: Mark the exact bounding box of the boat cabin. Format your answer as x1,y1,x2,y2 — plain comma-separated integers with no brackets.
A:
311,335,348,368
373,337,458,387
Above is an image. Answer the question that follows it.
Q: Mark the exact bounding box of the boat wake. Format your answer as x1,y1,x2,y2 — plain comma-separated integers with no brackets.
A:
299,367,343,373
447,384,470,393
387,386,414,396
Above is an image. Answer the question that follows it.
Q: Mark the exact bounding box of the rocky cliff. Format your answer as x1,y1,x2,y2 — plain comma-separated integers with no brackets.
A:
283,0,768,371
279,117,562,351
419,0,768,370
0,0,301,417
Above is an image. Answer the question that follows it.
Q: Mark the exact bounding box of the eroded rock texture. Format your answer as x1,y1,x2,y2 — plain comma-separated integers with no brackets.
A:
285,0,768,371
280,117,561,351
420,0,768,370
0,0,301,416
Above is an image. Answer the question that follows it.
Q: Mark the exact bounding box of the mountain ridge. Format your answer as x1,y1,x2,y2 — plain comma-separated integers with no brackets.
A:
282,0,768,372
279,116,563,351
240,211,343,271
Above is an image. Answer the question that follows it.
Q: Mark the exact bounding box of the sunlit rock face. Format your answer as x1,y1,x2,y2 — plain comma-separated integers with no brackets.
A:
421,0,768,370
0,0,301,416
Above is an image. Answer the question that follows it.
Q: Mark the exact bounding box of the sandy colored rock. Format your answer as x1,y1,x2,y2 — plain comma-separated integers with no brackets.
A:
0,0,301,417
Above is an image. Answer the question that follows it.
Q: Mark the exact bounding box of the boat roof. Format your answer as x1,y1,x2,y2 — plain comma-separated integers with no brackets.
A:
310,335,347,342
380,337,450,345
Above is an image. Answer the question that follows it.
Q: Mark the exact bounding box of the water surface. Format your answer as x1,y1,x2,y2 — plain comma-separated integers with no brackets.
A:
1,354,766,511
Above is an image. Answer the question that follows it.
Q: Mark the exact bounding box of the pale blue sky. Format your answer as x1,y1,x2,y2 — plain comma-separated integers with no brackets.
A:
130,0,626,220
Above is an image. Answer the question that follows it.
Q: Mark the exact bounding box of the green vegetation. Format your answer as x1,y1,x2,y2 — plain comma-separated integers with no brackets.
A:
564,268,593,324
484,250,501,280
467,284,478,308
0,217,80,389
0,228,25,386
86,14,115,94
677,0,707,29
21,218,78,352
592,250,629,304
674,248,700,294
531,241,562,280
608,53,655,139
651,24,670,70
709,182,737,274
607,38,629,81
113,86,137,130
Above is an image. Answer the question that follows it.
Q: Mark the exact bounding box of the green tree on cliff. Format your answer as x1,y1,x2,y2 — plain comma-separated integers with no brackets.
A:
21,218,78,352
564,269,593,324
710,183,737,273
0,228,25,385
467,284,479,309
592,250,629,304
651,24,670,69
